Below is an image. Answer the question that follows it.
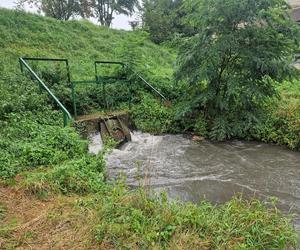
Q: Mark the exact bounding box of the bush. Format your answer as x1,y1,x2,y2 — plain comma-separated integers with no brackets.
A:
193,113,208,137
245,80,299,150
131,94,175,134
0,97,87,178
23,155,106,195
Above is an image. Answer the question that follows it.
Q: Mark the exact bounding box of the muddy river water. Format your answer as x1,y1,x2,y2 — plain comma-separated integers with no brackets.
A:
92,132,300,231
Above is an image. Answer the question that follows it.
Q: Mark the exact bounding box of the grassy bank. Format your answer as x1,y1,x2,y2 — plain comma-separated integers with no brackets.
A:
0,8,299,249
1,182,298,249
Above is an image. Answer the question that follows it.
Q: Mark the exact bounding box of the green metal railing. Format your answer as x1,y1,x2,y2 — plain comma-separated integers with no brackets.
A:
129,69,167,101
70,61,128,119
71,60,167,118
19,57,72,126
19,57,167,124
94,61,166,100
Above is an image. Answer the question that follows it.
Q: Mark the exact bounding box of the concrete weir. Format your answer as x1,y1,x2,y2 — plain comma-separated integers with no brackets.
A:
74,111,132,147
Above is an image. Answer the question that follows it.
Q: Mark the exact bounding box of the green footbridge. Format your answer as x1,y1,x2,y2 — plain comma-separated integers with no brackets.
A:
19,57,166,144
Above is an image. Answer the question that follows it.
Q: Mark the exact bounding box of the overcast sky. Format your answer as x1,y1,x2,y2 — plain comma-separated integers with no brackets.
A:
0,0,138,30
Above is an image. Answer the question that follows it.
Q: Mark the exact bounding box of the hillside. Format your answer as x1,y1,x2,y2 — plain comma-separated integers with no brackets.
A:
0,8,174,81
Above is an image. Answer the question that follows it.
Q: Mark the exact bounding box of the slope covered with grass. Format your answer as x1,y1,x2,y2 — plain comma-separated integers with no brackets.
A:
0,8,174,79
0,8,298,249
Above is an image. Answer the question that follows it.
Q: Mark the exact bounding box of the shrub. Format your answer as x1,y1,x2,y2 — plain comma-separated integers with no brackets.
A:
131,94,175,134
23,155,106,195
193,113,208,137
0,103,87,178
175,0,299,143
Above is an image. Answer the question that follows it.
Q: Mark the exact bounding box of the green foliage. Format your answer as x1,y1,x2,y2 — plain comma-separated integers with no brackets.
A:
142,0,195,44
193,113,208,136
0,8,175,116
0,8,176,179
93,0,139,27
17,0,92,21
250,80,300,149
81,186,298,249
0,8,174,79
0,9,298,248
131,94,175,134
18,0,139,27
176,0,300,142
142,0,180,43
0,75,88,179
0,121,87,179
0,75,48,120
102,135,119,152
23,155,106,195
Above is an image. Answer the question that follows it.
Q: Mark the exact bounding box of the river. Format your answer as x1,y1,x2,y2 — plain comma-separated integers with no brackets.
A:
90,131,300,231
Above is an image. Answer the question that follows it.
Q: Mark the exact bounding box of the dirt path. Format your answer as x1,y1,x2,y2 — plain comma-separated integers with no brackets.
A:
0,185,102,249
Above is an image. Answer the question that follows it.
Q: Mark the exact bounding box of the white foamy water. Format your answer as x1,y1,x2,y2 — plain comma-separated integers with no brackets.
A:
88,132,103,155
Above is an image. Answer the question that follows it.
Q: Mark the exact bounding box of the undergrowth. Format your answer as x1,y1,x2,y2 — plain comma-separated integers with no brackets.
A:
250,80,300,149
23,155,106,196
86,188,297,249
14,176,298,249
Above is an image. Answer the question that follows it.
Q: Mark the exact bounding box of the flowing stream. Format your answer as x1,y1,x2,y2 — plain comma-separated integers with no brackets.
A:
90,131,300,231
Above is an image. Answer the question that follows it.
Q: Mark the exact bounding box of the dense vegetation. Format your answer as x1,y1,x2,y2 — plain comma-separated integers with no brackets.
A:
175,0,300,143
0,5,299,249
142,0,300,149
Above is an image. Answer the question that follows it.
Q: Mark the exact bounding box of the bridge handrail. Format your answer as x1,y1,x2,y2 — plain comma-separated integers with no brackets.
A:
131,70,167,101
19,57,72,126
94,61,167,101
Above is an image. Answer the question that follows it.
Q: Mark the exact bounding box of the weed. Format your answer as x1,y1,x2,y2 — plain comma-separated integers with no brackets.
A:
23,155,106,195
82,186,299,249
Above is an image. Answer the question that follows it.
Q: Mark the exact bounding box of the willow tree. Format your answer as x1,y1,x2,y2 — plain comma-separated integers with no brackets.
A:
176,0,300,140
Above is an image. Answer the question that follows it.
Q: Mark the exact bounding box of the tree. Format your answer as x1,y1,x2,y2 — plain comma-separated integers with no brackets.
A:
92,0,139,27
17,0,92,20
142,0,180,43
176,0,300,140
142,0,195,44
17,0,139,27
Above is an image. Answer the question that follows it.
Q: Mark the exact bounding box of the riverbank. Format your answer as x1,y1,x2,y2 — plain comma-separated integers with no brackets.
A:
0,178,298,249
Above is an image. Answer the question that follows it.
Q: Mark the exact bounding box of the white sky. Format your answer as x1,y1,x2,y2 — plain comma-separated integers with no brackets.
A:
0,0,138,30
290,0,300,7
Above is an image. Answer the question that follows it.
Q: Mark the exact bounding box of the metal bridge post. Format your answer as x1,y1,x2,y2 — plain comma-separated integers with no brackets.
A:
71,82,77,119
63,113,68,127
19,58,24,73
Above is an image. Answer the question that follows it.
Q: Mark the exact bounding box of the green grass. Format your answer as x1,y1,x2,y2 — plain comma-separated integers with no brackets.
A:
79,185,299,249
18,177,298,249
0,8,174,80
22,155,106,195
